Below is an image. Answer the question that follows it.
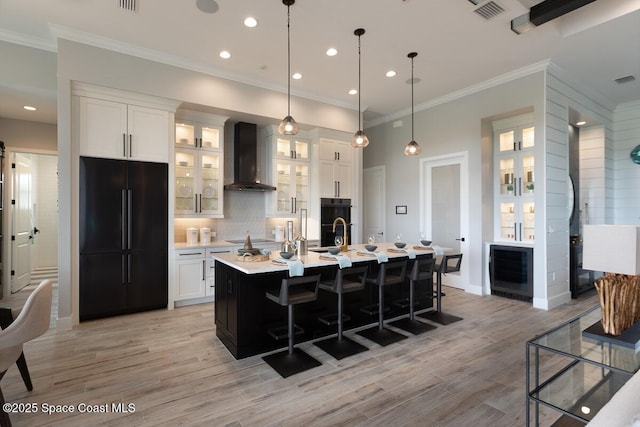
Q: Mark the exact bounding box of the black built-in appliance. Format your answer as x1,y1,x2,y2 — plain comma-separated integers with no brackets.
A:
320,198,351,247
79,156,168,321
489,244,533,302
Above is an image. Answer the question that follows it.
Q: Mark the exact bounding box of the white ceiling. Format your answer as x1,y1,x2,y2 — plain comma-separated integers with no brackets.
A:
0,0,639,126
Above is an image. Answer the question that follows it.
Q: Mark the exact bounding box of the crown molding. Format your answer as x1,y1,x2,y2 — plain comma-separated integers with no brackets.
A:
365,60,551,129
0,28,56,52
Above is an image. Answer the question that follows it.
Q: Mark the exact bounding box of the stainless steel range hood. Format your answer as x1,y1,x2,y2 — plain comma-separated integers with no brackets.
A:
224,122,276,192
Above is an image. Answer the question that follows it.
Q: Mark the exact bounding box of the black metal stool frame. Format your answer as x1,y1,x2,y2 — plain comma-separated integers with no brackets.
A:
314,265,369,360
390,257,438,334
356,259,409,346
419,253,464,325
262,274,322,378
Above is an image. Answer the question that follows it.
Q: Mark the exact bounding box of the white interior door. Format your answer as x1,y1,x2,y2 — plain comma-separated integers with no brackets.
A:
421,152,469,290
363,166,386,244
12,153,33,293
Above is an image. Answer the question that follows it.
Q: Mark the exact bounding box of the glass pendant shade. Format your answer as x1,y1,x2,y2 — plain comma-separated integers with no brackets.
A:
278,115,299,135
404,140,421,155
404,51,421,156
279,0,299,135
351,129,370,148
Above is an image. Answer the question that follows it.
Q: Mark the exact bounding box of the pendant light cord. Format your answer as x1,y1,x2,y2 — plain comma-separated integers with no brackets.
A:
411,55,414,141
287,4,291,116
357,33,362,130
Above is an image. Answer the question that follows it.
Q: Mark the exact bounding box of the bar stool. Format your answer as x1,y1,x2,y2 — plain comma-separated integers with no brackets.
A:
356,259,409,346
314,265,369,360
419,253,464,325
262,274,322,378
390,257,438,334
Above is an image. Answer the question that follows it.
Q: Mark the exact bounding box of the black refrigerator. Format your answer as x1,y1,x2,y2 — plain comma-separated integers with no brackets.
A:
79,156,168,321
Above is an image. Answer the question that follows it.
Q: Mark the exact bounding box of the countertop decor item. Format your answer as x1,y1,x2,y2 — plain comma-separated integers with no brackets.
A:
404,52,422,156
420,240,431,246
279,251,294,259
394,242,406,249
351,28,369,148
327,247,341,255
364,244,377,252
278,0,299,136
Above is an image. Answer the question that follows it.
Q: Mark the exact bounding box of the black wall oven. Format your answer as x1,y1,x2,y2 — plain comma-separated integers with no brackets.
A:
320,198,351,247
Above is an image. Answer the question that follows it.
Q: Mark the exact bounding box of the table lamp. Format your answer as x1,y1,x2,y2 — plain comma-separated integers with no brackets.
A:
582,225,640,343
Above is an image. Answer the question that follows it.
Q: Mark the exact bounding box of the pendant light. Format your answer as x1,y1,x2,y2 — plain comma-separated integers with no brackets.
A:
278,0,299,135
404,52,422,156
351,28,369,148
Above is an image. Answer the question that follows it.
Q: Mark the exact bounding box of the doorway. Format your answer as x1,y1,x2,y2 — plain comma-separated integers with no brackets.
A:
420,152,469,290
5,151,58,295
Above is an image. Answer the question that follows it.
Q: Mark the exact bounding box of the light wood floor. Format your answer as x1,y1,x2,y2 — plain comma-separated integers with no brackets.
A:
2,286,599,426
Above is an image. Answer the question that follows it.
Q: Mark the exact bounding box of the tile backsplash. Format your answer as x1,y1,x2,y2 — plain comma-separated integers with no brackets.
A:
174,191,298,243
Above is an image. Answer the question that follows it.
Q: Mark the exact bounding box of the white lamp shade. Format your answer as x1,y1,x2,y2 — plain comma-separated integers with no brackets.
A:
583,225,640,275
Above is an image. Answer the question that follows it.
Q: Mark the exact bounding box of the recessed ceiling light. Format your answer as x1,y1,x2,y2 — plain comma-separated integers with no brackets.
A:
580,406,591,415
326,48,338,57
219,50,231,59
292,73,302,80
23,105,36,111
348,89,357,95
244,17,257,28
386,70,397,77
576,121,586,126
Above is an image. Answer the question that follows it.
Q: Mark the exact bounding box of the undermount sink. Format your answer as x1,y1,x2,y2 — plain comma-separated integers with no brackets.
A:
225,238,275,244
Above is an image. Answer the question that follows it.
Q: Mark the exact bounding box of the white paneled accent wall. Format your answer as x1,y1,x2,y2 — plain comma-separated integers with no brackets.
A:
613,101,640,225
543,65,614,309
579,126,608,225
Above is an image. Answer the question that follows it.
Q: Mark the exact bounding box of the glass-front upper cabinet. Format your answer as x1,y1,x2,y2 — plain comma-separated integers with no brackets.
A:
175,150,222,216
175,122,222,151
273,161,309,215
275,137,309,161
174,111,227,218
262,125,311,217
493,113,535,242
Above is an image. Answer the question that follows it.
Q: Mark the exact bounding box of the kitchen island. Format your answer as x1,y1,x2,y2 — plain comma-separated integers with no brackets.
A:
213,243,438,359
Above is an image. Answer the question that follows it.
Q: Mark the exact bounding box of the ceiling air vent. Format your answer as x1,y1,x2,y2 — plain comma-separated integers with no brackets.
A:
474,1,505,19
615,75,636,84
119,0,137,12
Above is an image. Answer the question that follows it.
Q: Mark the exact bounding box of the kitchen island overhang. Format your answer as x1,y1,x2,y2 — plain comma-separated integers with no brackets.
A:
213,243,438,359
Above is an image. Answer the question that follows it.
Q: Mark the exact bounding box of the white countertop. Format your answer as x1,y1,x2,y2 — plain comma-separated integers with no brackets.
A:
211,242,437,275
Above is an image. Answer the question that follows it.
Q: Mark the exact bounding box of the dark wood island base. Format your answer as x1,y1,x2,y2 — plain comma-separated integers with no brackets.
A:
214,248,435,359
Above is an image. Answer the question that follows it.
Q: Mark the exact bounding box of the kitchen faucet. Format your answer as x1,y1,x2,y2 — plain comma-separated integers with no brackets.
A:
332,217,349,252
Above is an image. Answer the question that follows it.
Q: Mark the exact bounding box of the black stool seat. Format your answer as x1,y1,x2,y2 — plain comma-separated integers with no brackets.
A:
419,253,464,325
390,257,438,335
356,260,409,346
314,266,369,360
262,274,322,378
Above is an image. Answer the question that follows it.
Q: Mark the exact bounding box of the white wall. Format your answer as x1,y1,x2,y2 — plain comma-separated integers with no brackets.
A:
364,72,545,298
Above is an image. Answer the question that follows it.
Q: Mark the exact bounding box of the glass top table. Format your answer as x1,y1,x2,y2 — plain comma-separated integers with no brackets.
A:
526,305,640,426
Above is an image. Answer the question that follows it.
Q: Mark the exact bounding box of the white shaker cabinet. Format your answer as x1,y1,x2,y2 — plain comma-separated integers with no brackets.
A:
174,248,207,301
319,138,353,198
78,97,170,163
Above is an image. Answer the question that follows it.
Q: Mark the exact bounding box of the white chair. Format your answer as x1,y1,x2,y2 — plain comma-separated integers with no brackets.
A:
0,280,53,427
